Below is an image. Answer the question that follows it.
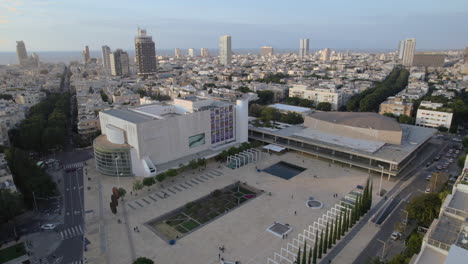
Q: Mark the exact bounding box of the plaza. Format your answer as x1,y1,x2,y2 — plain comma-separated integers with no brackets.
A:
83,150,394,264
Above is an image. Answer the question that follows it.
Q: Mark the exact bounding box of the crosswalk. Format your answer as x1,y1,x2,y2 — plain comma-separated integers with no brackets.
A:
60,225,83,240
63,162,84,170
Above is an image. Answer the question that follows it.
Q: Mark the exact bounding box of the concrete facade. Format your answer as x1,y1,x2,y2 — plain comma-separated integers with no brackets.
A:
379,96,413,117
94,97,249,177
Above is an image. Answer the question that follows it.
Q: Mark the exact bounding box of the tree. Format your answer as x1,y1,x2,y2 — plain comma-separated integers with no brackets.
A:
238,86,251,93
261,107,281,122
406,193,442,227
156,173,166,182
437,126,448,132
0,94,13,101
312,231,318,264
133,257,154,264
458,154,467,168
296,248,301,264
100,90,109,102
301,242,307,264
323,222,329,254
256,90,275,105
316,102,332,111
117,188,127,198
406,232,423,256
142,177,155,186
318,230,323,259
397,114,412,124
463,137,468,148
0,189,23,223
299,98,314,108
248,104,265,117
133,180,143,191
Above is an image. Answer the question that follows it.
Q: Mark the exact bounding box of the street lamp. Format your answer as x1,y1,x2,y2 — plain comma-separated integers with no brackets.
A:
114,156,121,188
378,165,384,196
377,239,386,262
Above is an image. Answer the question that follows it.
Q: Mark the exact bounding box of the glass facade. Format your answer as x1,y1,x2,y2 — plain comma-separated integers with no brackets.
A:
94,143,133,177
210,105,235,145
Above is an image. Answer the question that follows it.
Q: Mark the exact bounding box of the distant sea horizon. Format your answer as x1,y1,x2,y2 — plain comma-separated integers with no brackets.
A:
0,47,448,65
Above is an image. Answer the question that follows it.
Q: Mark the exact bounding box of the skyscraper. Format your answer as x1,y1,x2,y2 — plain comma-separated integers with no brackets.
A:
188,48,195,57
321,48,331,61
16,41,28,64
219,35,232,66
109,49,130,76
200,48,209,58
261,46,274,56
134,28,157,76
399,38,416,67
83,45,90,63
101,45,111,70
299,38,309,58
174,48,182,58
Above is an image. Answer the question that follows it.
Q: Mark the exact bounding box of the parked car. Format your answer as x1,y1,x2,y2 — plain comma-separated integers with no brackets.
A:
434,156,441,161
41,224,56,230
425,188,431,193
390,231,401,240
426,175,432,181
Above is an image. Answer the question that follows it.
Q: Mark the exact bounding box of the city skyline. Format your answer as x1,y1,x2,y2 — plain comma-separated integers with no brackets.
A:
1,0,467,51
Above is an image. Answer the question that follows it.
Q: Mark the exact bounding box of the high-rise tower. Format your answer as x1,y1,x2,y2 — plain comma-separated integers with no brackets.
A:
299,38,309,58
110,49,130,76
399,38,416,67
101,45,111,70
83,45,90,63
16,41,28,65
134,28,157,76
200,48,209,58
219,35,232,66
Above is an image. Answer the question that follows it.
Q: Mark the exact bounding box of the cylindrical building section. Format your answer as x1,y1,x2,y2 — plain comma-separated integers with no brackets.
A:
93,135,133,177
236,99,248,143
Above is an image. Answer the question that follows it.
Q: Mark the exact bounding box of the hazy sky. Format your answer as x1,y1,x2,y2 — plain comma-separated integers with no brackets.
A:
0,0,467,51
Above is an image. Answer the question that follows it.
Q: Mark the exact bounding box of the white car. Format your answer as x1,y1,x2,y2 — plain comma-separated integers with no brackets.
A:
41,224,56,230
390,231,401,240
425,175,432,181
425,188,431,193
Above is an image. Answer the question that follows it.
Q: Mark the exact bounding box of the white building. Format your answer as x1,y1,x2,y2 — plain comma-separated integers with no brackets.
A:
200,48,209,58
299,38,309,58
399,38,416,67
14,92,46,107
109,49,130,76
416,101,453,129
289,84,345,111
174,48,182,59
261,46,273,56
219,35,232,66
322,48,331,61
93,97,248,177
101,45,111,70
188,48,195,57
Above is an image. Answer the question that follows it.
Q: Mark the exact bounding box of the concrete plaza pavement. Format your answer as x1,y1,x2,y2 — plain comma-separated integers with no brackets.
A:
84,151,395,264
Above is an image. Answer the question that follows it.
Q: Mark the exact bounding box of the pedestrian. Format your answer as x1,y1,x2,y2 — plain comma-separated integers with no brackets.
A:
294,211,297,215
219,253,221,260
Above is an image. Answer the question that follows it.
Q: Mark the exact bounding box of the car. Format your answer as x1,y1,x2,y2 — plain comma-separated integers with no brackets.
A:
425,188,431,193
426,162,431,167
443,164,448,169
436,165,442,170
449,159,454,163
426,175,432,181
41,224,56,230
452,154,457,158
390,231,401,240
434,156,441,161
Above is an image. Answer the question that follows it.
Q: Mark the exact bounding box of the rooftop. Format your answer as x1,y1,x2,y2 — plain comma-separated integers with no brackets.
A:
308,112,402,132
269,103,312,113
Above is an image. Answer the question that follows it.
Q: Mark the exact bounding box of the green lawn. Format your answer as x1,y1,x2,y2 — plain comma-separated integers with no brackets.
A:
0,243,26,263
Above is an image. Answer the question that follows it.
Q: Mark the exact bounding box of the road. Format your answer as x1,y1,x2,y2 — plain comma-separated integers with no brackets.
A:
352,137,463,264
50,168,85,264
318,135,465,264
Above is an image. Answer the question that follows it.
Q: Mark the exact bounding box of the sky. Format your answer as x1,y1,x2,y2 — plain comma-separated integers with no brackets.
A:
0,0,467,51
